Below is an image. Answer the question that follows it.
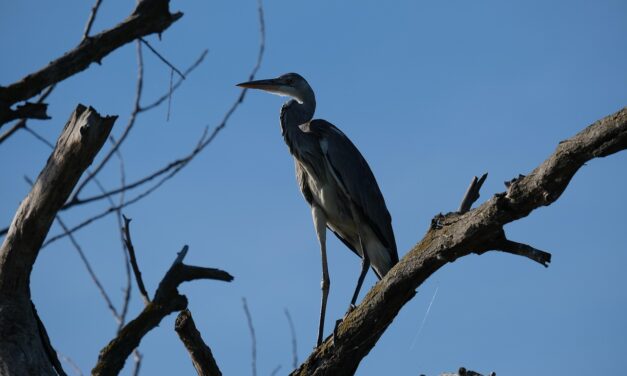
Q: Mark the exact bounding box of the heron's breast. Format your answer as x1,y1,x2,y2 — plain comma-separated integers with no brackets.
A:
305,169,354,232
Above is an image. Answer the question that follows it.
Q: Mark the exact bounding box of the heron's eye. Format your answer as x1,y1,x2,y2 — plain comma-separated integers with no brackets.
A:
286,78,293,85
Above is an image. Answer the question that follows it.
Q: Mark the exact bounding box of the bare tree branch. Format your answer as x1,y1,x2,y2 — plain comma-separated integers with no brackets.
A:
458,173,488,213
40,0,266,247
92,245,233,376
139,49,208,113
55,212,121,321
139,37,186,79
291,107,627,375
0,85,55,144
175,309,222,376
62,0,266,212
69,41,144,203
0,0,182,125
122,216,151,305
83,0,104,40
0,105,116,375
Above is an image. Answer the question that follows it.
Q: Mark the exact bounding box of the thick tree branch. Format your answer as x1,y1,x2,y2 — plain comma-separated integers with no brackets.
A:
0,0,182,125
292,107,627,375
92,245,233,376
0,105,116,375
175,309,222,376
0,105,116,294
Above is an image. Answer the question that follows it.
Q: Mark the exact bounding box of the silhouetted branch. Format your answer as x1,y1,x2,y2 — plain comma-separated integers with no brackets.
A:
122,216,151,304
242,298,257,376
139,49,208,113
83,0,104,40
0,85,55,144
175,309,222,376
92,245,233,376
63,0,265,212
55,212,121,321
69,41,144,203
291,107,627,375
139,37,185,79
0,0,182,125
42,0,266,247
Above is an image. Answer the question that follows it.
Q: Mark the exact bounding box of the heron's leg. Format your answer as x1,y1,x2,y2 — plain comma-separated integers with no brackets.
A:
349,250,370,310
312,205,329,347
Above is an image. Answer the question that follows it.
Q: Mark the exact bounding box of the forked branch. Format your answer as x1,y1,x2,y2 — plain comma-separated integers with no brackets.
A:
92,245,233,376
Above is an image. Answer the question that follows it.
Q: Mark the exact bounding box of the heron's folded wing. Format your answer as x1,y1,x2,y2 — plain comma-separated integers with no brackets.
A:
309,119,398,261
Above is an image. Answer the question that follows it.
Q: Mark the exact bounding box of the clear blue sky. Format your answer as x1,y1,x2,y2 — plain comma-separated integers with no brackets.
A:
1,1,626,375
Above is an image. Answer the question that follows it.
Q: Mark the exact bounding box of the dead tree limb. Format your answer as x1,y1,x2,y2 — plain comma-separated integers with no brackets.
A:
0,0,182,125
175,309,222,376
92,246,233,376
0,105,116,375
291,107,627,375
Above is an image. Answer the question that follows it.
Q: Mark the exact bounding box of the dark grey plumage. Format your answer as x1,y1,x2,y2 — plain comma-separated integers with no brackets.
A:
237,73,397,346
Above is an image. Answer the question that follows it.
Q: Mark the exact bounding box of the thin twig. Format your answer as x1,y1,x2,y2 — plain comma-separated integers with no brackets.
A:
40,2,267,247
139,37,186,79
57,353,84,376
21,176,122,322
61,0,265,212
113,137,133,331
284,308,298,369
83,0,104,40
131,351,143,376
270,365,282,376
242,298,257,376
23,125,55,148
69,40,144,202
139,49,208,113
167,68,174,121
57,214,121,321
122,215,151,305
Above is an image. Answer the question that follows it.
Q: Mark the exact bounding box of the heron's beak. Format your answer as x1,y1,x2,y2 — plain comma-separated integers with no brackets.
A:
236,78,288,95
237,77,302,103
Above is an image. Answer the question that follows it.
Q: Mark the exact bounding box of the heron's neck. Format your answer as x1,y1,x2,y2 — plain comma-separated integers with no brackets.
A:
280,97,316,134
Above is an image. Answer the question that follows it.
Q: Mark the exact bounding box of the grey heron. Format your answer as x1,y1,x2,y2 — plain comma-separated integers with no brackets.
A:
237,73,398,347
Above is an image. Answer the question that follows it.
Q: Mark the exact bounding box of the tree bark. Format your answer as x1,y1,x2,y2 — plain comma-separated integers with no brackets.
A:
291,106,627,375
0,105,116,375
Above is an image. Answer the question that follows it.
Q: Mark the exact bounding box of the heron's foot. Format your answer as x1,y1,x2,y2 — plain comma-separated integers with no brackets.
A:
431,214,445,230
346,303,356,315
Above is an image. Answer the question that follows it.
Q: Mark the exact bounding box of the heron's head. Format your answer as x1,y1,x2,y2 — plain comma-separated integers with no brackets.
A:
237,73,313,105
